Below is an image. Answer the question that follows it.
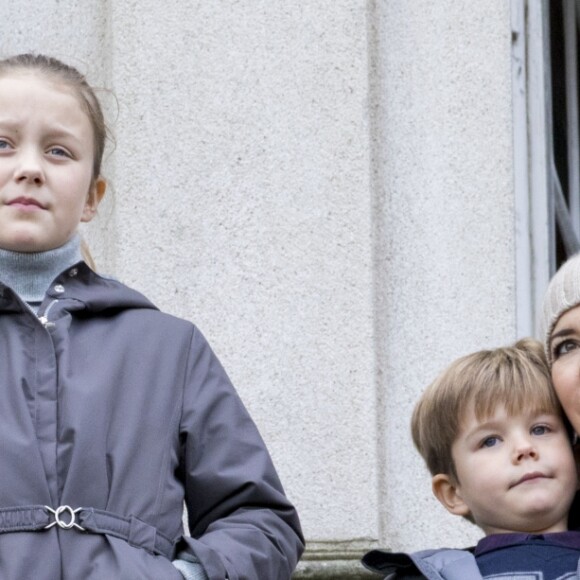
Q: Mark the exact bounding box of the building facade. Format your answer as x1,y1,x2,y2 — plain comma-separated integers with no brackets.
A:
0,0,572,577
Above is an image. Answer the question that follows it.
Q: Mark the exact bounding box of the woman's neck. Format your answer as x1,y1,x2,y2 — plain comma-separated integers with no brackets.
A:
0,235,82,303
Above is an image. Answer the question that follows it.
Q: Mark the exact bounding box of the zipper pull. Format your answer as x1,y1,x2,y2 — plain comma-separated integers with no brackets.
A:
37,299,59,328
38,316,55,329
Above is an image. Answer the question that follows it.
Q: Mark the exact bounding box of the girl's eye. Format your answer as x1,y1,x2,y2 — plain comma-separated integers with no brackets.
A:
553,339,578,359
481,436,500,448
531,424,550,436
0,139,12,150
47,147,71,158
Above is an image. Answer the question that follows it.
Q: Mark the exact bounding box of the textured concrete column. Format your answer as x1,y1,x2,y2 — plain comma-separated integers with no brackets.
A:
372,0,516,551
103,0,380,575
0,0,521,576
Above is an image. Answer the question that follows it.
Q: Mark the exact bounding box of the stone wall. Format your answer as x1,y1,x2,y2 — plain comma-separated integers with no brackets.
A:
1,0,517,574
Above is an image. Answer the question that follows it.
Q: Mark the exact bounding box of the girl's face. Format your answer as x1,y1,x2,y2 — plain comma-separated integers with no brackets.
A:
0,73,103,252
550,304,580,434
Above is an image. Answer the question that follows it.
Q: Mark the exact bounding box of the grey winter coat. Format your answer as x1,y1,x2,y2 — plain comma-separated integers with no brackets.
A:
362,548,482,579
0,263,304,579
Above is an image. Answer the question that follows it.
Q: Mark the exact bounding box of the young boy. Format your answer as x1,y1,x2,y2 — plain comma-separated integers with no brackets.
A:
362,339,580,579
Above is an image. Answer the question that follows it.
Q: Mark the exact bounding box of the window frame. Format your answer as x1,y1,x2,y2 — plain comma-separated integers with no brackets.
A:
512,0,580,337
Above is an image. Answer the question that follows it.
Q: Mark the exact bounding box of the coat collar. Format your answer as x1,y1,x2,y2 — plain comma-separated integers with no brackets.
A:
0,261,158,315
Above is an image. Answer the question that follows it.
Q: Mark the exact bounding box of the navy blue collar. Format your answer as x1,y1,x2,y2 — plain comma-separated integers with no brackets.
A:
475,531,580,556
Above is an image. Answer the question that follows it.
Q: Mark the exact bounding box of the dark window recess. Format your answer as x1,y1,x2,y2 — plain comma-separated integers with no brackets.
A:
549,0,580,269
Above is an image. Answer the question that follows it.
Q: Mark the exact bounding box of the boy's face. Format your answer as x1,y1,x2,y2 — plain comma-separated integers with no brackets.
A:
438,405,578,535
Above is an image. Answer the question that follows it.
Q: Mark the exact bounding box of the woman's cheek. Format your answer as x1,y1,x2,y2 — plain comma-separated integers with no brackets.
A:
553,361,580,432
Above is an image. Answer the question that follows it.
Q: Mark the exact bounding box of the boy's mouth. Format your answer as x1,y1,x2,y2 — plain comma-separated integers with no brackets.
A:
511,471,548,488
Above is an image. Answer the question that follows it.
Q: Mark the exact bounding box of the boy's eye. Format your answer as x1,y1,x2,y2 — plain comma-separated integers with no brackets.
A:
481,436,500,448
531,424,550,436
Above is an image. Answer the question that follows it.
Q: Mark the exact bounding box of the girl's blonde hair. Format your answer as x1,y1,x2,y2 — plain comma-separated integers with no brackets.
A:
0,54,107,184
411,338,563,482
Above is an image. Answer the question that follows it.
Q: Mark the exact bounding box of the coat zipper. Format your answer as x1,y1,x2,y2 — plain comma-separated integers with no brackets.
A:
37,299,59,328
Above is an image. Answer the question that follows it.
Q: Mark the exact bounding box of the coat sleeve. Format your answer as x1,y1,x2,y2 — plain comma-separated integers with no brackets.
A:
177,326,304,580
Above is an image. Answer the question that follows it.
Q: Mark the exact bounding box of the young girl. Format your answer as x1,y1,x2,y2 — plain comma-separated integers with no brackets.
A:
0,54,303,579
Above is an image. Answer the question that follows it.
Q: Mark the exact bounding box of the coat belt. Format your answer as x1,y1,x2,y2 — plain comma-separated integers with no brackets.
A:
0,505,175,559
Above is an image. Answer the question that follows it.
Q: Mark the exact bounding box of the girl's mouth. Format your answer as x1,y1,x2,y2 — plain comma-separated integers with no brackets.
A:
7,197,45,210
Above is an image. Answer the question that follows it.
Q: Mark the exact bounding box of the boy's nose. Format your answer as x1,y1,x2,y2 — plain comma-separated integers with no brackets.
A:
513,440,538,463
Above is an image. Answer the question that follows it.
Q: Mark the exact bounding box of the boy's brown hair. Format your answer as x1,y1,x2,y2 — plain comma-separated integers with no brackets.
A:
411,338,563,483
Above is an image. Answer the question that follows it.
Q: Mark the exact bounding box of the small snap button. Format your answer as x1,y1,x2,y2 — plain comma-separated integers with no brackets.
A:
54,284,65,294
68,268,78,277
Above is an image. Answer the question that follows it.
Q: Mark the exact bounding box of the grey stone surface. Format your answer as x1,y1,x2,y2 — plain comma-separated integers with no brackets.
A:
0,0,518,563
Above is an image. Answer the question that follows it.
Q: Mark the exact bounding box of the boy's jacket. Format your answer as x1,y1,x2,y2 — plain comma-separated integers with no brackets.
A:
363,547,580,579
363,548,482,579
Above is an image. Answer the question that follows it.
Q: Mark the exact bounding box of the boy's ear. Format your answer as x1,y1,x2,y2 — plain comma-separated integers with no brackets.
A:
82,178,107,223
432,474,471,517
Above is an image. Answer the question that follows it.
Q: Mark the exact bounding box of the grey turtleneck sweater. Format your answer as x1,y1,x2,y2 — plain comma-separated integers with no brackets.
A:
0,235,82,310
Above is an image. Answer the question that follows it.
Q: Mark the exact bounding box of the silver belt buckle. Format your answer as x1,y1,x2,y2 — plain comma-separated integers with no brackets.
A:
44,505,85,531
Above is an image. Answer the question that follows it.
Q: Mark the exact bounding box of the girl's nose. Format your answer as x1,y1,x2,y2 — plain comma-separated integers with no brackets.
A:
13,151,44,185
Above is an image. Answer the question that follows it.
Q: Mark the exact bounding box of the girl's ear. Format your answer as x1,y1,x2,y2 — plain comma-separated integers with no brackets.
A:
431,474,471,517
82,178,107,223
